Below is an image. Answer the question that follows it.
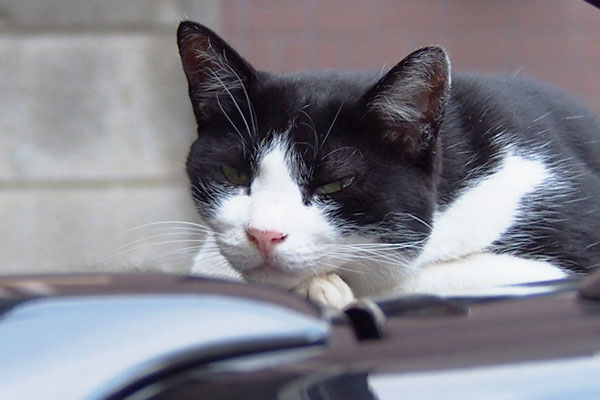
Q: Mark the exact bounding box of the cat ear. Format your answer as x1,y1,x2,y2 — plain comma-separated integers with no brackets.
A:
177,21,256,120
364,46,451,162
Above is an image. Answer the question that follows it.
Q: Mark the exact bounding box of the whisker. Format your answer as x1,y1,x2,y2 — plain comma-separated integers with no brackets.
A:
117,220,218,237
228,66,258,135
135,226,214,236
134,246,209,268
103,239,207,261
336,241,424,249
104,231,209,261
321,100,345,147
319,261,368,275
329,247,411,266
209,69,253,139
216,93,247,147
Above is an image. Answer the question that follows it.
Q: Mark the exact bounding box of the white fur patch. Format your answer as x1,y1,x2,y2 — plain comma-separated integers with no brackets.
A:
394,153,567,295
191,232,241,280
416,154,550,266
204,139,339,288
397,252,566,296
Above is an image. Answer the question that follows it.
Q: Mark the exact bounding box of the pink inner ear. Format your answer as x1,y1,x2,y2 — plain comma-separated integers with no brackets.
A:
177,22,257,111
365,46,450,126
363,47,450,162
179,33,213,83
381,124,426,159
177,22,228,89
413,90,431,116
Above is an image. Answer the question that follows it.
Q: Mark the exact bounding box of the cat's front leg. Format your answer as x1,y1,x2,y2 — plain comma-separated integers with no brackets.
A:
294,273,355,308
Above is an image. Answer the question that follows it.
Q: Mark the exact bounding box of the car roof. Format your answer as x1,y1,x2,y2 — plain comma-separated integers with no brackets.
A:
0,274,328,400
2,271,600,399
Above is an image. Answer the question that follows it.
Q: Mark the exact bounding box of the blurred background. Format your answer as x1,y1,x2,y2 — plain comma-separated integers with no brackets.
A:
0,0,599,275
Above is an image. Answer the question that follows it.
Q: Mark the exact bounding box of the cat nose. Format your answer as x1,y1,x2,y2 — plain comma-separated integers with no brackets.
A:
246,228,287,257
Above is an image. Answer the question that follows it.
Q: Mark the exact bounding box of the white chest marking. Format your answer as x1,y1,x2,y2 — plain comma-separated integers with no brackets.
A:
416,154,550,266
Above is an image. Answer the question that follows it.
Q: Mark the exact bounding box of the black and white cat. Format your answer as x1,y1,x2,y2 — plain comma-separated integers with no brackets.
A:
177,21,600,307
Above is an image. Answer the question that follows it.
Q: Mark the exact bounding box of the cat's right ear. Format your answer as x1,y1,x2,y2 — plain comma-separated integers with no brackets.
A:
177,21,256,121
363,46,451,164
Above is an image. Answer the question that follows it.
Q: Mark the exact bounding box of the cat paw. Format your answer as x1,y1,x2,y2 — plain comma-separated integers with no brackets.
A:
294,273,355,308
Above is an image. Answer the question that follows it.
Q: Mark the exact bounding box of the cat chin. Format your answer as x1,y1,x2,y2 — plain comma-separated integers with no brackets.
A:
215,242,334,290
241,268,307,290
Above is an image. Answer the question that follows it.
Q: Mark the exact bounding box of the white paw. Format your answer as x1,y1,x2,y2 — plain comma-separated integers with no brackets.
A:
294,273,355,308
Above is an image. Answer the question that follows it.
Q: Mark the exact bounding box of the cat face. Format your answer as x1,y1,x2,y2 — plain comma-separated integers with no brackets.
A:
178,22,450,291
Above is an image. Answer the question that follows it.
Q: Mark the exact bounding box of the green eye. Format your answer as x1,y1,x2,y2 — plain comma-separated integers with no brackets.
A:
314,176,356,195
221,165,250,186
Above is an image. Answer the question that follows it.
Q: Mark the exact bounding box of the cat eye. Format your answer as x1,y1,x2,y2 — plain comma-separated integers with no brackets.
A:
221,165,250,186
314,176,356,195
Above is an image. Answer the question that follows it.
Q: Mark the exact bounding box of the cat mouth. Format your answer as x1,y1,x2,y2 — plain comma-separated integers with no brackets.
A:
246,259,291,276
242,261,307,288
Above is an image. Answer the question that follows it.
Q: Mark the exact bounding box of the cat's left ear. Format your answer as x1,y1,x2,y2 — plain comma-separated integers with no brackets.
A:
363,46,451,163
177,21,256,121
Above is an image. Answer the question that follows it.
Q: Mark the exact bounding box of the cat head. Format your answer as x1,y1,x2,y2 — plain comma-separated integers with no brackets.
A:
177,21,450,292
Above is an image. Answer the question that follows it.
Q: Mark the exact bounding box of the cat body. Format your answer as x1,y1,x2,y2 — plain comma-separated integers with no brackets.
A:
178,22,600,306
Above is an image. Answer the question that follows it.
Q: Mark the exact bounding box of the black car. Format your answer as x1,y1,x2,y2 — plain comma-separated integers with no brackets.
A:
2,272,600,399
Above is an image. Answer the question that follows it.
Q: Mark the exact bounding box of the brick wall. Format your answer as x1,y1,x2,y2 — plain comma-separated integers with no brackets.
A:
218,0,600,113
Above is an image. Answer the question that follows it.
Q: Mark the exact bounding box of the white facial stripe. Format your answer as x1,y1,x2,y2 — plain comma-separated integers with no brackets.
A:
248,142,304,232
416,154,550,265
211,139,339,283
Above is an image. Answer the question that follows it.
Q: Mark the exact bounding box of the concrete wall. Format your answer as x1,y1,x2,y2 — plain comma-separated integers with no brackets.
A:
0,0,220,274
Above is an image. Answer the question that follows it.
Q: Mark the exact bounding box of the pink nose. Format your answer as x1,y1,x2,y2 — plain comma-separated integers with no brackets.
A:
246,228,287,257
